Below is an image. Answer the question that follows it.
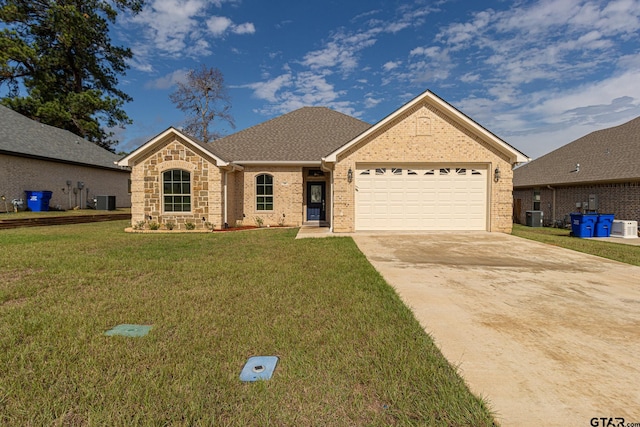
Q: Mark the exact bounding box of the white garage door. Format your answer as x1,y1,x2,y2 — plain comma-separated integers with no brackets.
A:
355,166,487,231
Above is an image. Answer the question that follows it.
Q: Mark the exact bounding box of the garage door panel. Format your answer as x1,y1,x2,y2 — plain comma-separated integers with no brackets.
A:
356,165,487,231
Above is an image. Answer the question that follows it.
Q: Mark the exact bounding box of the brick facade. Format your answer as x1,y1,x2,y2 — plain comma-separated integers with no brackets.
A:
332,103,514,232
127,97,522,233
514,182,640,226
1,153,130,212
239,166,305,227
130,137,322,230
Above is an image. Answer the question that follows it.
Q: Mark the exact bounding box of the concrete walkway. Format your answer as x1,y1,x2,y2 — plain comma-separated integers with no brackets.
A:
350,232,640,426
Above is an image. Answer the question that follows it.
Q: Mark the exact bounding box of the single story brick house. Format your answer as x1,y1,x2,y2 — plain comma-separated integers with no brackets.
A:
0,105,131,212
118,90,528,232
513,116,640,226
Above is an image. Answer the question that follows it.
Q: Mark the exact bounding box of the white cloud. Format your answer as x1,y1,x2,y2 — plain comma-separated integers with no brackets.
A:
420,0,640,159
301,31,378,74
233,22,255,35
207,16,233,36
458,66,640,158
383,61,401,71
119,0,255,67
364,96,382,108
144,69,189,89
126,0,208,57
245,71,358,117
244,73,293,103
206,16,255,36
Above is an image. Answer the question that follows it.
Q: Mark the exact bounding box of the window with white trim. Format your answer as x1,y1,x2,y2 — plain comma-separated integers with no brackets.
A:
256,174,274,210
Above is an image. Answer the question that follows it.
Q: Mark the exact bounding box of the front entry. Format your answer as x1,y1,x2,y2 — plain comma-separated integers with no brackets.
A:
306,181,326,221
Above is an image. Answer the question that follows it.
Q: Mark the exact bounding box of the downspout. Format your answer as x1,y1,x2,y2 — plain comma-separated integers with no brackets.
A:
547,185,556,225
224,170,228,228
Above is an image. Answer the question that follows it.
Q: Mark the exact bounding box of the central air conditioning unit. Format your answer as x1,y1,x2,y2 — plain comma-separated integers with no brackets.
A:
611,220,638,239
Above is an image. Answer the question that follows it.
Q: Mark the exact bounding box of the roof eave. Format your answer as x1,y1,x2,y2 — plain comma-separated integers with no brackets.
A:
232,160,322,166
325,89,530,164
2,149,130,172
117,128,229,167
514,176,640,188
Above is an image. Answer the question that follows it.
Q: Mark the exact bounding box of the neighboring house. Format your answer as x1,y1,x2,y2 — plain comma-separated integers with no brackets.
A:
0,105,131,212
513,116,640,226
118,90,528,232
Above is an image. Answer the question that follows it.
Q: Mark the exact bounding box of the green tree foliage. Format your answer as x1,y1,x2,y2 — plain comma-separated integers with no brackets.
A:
170,65,235,143
0,0,144,151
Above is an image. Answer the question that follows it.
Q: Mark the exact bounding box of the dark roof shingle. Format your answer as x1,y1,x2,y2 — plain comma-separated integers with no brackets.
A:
208,106,372,162
514,116,640,187
0,105,123,169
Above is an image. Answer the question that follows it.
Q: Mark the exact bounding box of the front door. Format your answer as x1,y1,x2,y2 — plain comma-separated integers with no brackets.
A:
306,182,326,221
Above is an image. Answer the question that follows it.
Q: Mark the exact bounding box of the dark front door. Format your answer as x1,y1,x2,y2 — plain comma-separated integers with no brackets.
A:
306,182,326,221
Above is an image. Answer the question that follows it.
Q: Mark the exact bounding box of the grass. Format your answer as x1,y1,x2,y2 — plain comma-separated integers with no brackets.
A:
0,221,495,426
512,224,640,266
0,208,130,219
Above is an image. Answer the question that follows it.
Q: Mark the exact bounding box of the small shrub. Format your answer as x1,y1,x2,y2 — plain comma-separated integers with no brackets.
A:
165,221,175,230
148,221,160,230
254,216,264,228
204,221,215,231
133,220,145,230
277,214,286,227
185,222,196,230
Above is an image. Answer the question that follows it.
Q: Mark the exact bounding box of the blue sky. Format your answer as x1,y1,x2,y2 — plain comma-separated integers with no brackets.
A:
111,0,640,159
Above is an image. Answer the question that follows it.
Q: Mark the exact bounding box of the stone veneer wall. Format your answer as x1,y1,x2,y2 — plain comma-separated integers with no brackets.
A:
513,182,640,226
332,102,514,233
130,137,223,229
1,153,130,212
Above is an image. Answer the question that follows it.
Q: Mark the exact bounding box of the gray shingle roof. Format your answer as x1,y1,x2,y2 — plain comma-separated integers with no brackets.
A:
208,106,372,162
514,116,640,187
0,105,124,170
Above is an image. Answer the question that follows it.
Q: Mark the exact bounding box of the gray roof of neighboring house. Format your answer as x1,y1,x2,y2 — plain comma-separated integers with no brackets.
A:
208,106,372,162
0,104,125,170
514,116,640,188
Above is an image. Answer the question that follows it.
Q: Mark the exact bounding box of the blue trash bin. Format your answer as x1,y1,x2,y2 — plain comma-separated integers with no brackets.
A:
25,191,53,212
570,213,598,238
595,214,615,237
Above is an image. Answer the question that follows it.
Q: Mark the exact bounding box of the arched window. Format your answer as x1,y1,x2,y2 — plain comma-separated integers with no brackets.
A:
256,174,273,211
163,169,191,212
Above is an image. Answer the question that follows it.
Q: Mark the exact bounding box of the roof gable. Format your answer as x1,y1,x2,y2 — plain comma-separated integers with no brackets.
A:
0,105,124,170
117,127,228,167
514,116,640,187
324,90,529,164
208,107,371,163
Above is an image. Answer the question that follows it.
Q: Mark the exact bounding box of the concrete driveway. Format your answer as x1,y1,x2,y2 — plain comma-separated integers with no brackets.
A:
351,232,640,426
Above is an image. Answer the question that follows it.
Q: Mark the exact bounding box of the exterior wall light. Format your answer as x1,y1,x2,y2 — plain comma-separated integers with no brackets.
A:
347,168,353,183
494,166,501,182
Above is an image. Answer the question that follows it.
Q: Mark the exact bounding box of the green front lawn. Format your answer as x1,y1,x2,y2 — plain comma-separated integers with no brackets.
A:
0,222,495,426
0,208,130,219
512,224,640,266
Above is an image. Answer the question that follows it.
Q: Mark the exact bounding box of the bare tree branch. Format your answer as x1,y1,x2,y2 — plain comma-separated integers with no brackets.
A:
169,65,235,143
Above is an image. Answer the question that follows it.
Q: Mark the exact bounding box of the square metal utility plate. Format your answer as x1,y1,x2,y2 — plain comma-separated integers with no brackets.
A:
104,324,152,337
239,356,279,382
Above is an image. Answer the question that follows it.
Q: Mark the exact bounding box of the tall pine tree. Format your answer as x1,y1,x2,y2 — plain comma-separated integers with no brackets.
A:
0,0,144,151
